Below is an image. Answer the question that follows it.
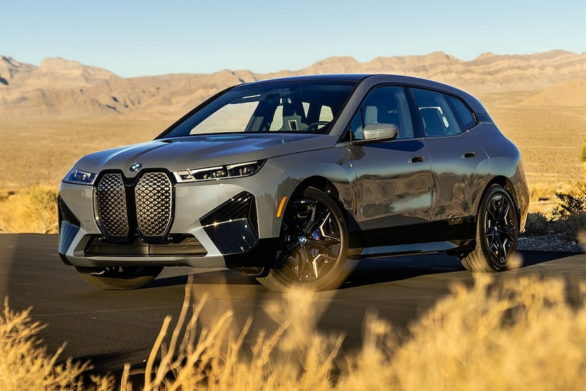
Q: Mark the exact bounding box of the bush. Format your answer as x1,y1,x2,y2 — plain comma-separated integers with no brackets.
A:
551,211,586,241
547,182,586,240
523,212,549,236
553,182,586,218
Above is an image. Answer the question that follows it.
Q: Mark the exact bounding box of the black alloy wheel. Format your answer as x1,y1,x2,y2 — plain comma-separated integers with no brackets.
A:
483,191,518,268
257,187,351,291
461,184,519,272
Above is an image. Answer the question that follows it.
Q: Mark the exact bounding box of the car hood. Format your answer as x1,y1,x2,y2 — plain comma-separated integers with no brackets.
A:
75,133,336,178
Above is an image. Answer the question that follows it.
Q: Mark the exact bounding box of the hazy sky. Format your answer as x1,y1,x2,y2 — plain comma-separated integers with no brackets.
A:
2,0,585,77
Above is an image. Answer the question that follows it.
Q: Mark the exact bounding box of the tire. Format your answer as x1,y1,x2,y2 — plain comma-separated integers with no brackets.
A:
75,266,163,290
461,184,519,272
257,187,353,291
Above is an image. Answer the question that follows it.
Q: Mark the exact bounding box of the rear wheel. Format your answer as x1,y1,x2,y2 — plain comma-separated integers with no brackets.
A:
461,184,519,272
257,187,352,291
75,266,163,290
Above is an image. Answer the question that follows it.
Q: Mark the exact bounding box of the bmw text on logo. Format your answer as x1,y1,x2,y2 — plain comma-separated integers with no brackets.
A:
130,163,143,172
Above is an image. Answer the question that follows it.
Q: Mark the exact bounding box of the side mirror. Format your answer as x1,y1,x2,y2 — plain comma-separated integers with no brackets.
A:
361,123,398,142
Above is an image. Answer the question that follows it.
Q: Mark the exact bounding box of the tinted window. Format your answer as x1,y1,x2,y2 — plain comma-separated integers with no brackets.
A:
349,86,414,140
164,82,355,137
446,95,476,130
410,89,462,137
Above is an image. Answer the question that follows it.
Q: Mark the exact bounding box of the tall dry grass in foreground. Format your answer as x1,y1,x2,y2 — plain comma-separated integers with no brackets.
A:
4,275,586,390
0,299,112,391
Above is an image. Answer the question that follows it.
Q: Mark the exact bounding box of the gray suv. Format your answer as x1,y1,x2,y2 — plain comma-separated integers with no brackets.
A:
58,74,529,291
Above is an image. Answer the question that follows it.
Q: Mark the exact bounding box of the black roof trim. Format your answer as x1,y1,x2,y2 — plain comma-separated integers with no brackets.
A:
240,74,372,85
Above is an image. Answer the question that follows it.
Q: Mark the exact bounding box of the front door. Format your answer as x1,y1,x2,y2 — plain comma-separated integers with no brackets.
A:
346,86,434,246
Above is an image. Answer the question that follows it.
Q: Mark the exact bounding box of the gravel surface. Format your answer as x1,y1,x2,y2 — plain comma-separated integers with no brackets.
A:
518,234,584,253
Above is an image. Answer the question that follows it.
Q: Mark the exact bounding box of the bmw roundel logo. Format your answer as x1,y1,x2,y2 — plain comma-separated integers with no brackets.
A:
129,162,143,172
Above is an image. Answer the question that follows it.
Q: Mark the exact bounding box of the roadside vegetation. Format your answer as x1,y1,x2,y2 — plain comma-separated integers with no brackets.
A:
3,276,586,390
524,181,586,241
0,299,112,391
0,187,58,234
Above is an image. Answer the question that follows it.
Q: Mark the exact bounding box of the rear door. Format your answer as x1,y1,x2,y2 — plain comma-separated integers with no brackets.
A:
347,86,434,246
408,88,488,226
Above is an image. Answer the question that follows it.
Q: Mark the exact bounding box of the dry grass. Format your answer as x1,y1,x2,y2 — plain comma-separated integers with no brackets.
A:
0,299,112,391
6,275,586,390
0,186,58,233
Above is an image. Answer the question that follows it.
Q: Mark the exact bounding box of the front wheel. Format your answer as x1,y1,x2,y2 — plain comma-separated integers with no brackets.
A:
461,184,519,272
75,266,163,290
257,187,352,291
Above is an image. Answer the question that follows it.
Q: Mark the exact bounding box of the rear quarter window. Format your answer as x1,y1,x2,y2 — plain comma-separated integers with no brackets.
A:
446,95,477,130
410,88,462,137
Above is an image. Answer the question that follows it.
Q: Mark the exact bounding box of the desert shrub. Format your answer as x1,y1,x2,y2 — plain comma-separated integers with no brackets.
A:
553,182,586,218
523,212,549,235
0,186,58,233
8,276,586,390
547,182,586,240
551,211,586,241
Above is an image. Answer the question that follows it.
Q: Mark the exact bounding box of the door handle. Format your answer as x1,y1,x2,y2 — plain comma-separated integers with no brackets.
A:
462,152,476,159
410,156,424,163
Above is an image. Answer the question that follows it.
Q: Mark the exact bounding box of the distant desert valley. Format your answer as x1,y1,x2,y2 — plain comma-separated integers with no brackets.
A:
1,50,585,218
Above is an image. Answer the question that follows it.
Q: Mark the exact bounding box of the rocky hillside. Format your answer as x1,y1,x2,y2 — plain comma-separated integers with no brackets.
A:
1,50,585,119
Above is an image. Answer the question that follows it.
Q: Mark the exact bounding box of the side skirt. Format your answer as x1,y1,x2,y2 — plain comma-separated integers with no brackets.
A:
358,240,470,259
351,216,476,252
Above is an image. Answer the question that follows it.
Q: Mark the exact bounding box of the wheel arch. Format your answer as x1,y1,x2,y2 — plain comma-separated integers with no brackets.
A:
291,176,341,200
284,176,362,249
476,176,521,224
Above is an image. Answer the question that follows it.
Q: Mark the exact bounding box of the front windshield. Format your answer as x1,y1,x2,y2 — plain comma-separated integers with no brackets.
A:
162,81,355,137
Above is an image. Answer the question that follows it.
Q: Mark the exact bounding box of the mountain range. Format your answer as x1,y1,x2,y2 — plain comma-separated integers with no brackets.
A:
1,50,585,119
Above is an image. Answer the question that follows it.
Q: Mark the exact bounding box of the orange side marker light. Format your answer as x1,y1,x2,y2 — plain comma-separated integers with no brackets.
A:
276,196,288,218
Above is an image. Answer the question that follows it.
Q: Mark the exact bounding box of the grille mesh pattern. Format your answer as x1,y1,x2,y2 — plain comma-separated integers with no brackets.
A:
135,172,173,237
96,173,129,237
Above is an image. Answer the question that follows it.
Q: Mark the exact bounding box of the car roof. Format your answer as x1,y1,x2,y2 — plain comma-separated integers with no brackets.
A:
242,73,462,91
244,74,371,85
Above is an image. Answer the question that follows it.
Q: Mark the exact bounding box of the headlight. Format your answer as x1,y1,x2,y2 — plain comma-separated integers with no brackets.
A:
174,160,265,183
63,168,97,185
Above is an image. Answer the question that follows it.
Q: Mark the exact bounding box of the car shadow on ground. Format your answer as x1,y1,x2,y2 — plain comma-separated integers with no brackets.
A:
147,250,573,291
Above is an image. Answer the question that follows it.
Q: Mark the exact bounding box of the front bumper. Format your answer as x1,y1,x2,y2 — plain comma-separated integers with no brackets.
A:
58,172,283,269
